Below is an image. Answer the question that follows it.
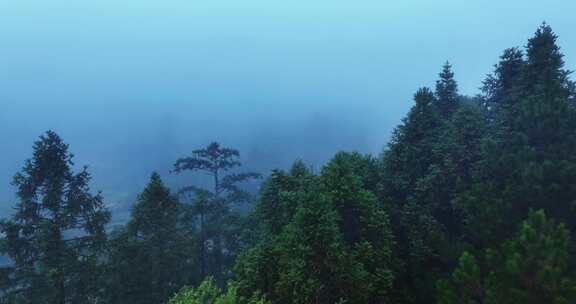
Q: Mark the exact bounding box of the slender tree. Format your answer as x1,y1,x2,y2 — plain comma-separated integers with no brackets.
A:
173,142,260,282
173,142,260,201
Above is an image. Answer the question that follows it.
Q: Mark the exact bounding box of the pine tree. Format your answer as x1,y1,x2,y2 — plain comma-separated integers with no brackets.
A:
0,131,111,304
104,172,194,304
173,142,260,282
438,210,576,304
173,142,260,202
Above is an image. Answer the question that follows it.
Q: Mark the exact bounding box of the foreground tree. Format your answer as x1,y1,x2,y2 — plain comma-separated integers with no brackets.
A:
457,24,576,247
438,210,576,304
236,155,395,304
169,277,268,304
0,131,111,304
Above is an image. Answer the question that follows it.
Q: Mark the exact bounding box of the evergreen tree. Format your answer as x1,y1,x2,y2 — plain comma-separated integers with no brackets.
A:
0,131,111,304
380,87,442,204
234,161,315,300
236,154,395,303
414,102,486,237
457,24,576,247
169,277,269,304
319,152,394,302
104,172,194,304
435,62,459,118
379,88,449,303
481,47,525,123
255,160,315,236
173,143,260,283
438,210,576,304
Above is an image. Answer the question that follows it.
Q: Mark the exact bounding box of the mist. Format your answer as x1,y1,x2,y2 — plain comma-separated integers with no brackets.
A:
1,0,575,221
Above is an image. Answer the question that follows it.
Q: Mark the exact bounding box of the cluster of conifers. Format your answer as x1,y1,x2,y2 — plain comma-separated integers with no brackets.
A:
1,24,576,304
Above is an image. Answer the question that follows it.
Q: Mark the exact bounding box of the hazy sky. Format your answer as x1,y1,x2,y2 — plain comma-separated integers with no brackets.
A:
1,0,575,215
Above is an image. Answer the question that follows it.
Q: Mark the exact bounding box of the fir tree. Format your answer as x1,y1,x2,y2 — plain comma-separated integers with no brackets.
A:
435,62,459,118
481,47,525,123
381,87,442,204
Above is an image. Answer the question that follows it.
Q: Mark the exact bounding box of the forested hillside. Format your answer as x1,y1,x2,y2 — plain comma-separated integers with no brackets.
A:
1,24,576,303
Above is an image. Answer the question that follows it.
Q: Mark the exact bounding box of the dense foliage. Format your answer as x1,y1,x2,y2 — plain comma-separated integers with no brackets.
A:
1,24,575,303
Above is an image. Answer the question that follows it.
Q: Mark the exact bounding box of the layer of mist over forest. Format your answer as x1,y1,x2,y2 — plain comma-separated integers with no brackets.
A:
3,2,576,304
0,1,575,224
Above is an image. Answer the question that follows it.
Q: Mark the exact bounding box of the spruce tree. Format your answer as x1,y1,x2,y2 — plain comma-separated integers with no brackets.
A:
481,47,525,123
0,131,110,304
457,24,576,247
381,87,442,204
435,62,459,118
380,87,448,303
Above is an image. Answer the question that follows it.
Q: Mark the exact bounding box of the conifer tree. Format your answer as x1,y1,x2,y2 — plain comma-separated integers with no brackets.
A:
381,87,442,204
236,155,395,304
234,161,315,300
457,24,576,247
481,47,525,123
104,172,194,304
435,62,459,118
438,210,576,304
0,131,110,304
414,102,486,236
173,142,260,282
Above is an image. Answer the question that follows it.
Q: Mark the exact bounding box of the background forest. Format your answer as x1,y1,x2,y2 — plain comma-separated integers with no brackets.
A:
1,24,576,303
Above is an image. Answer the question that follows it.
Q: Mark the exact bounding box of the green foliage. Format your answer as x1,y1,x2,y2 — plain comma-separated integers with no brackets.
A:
104,173,195,304
0,131,111,304
435,62,460,118
438,210,576,304
457,24,576,248
173,142,261,283
236,155,395,303
4,23,576,304
169,277,268,304
381,87,442,204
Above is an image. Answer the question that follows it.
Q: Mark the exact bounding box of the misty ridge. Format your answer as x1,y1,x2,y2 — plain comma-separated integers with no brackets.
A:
1,2,576,302
0,100,384,223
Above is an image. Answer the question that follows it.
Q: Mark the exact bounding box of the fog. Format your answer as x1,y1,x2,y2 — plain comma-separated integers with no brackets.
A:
1,0,575,221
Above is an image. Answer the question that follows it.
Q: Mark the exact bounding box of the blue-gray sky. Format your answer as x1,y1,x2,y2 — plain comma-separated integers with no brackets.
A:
1,0,575,216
